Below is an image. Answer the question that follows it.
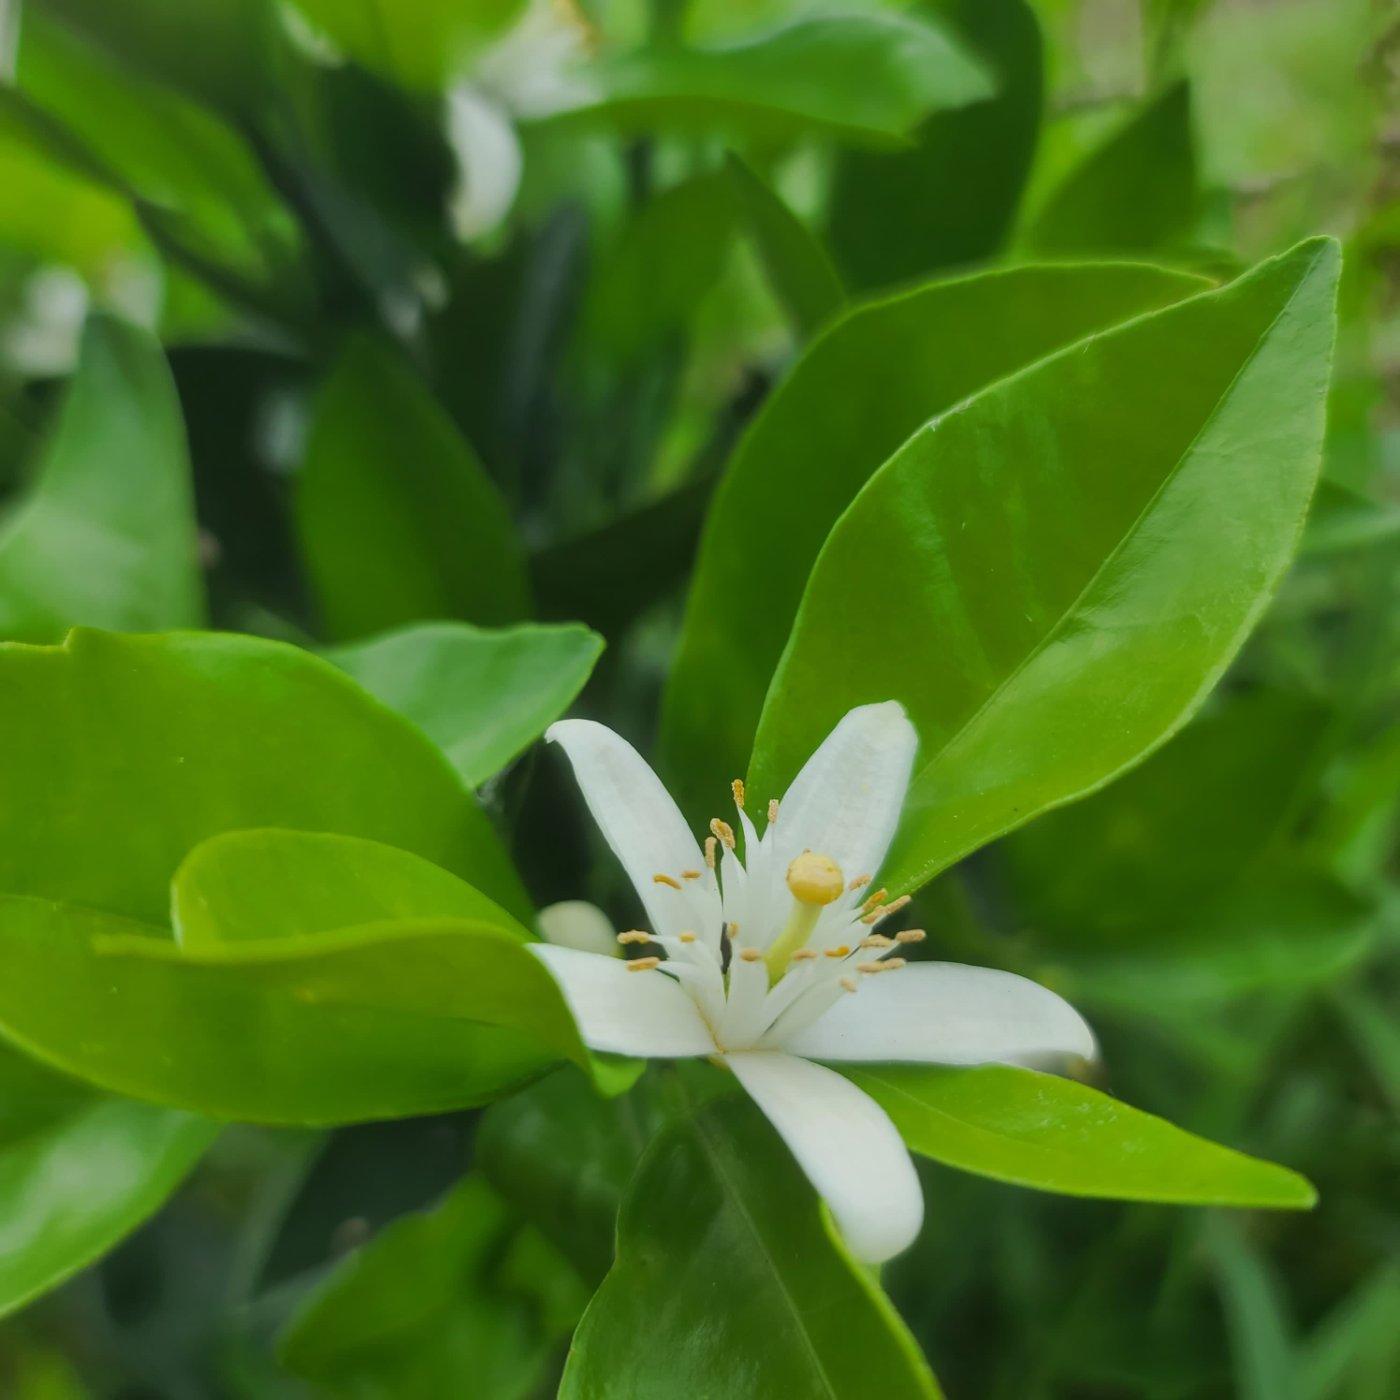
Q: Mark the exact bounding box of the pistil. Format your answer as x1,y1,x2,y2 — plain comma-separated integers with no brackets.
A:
764,850,845,980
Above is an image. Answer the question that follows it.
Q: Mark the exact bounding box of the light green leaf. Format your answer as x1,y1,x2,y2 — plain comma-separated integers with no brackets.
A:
280,1173,580,1400
0,895,588,1124
662,260,1209,815
830,0,1043,289
1027,80,1198,254
846,1064,1316,1208
749,239,1339,893
561,1095,944,1400
284,0,525,91
725,152,844,339
326,621,603,787
0,317,203,641
296,339,528,642
0,628,529,924
553,13,992,147
0,1044,217,1318
173,828,533,949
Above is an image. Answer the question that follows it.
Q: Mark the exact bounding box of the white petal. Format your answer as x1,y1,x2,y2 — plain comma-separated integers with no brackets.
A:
547,720,720,945
529,944,715,1058
781,962,1097,1066
771,702,917,889
446,85,522,240
727,1051,922,1264
537,900,618,958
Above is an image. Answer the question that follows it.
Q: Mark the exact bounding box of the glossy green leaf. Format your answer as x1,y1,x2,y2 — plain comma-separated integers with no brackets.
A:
830,0,1043,289
846,1065,1315,1208
1028,81,1198,254
725,152,844,339
285,0,524,91
562,1095,943,1400
0,317,203,641
554,13,992,146
173,829,533,948
662,260,1209,814
0,628,529,924
296,339,528,642
749,239,1339,892
281,1173,579,1400
326,621,603,788
477,1068,666,1287
0,895,587,1124
0,1044,217,1318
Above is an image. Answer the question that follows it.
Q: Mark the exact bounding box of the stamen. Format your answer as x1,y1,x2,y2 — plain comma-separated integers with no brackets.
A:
824,945,851,959
738,947,763,963
789,948,818,962
705,836,717,869
857,957,907,975
681,869,702,880
731,778,746,810
848,873,873,892
678,931,697,944
862,894,911,925
839,976,858,993
895,928,927,944
767,798,780,824
862,888,888,912
626,957,662,972
616,930,652,945
710,818,736,850
653,873,682,890
859,934,894,949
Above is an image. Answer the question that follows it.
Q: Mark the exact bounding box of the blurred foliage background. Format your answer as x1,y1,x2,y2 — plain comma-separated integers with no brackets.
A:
0,0,1398,1396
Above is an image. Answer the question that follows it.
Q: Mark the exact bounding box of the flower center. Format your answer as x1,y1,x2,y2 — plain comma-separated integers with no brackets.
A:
764,850,845,980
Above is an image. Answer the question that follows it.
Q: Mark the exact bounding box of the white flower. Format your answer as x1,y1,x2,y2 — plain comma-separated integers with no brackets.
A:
532,702,1097,1264
446,0,597,240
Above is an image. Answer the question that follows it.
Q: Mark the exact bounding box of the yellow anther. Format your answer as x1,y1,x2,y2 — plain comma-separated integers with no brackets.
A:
824,945,851,959
626,956,662,972
895,928,926,944
731,778,746,810
862,894,910,924
857,957,907,975
678,931,697,944
617,931,652,945
653,873,682,890
862,887,889,912
710,818,736,850
860,934,894,949
768,798,780,824
848,873,873,892
789,948,818,962
705,836,717,870
786,851,845,907
738,947,763,963
839,976,858,993
681,869,702,880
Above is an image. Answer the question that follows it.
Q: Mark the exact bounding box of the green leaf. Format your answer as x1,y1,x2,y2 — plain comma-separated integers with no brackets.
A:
477,1068,665,1287
562,1094,944,1400
281,1173,579,1400
173,828,533,948
724,152,844,338
0,317,203,641
0,628,529,924
296,339,528,642
0,1044,216,1318
1205,1215,1298,1400
326,621,603,788
846,1064,1316,1209
284,0,525,92
830,0,1043,289
0,895,587,1124
551,14,992,147
748,239,1339,892
1027,81,1199,254
662,260,1210,815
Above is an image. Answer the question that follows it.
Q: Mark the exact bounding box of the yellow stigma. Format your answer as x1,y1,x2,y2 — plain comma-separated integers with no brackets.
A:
786,851,845,907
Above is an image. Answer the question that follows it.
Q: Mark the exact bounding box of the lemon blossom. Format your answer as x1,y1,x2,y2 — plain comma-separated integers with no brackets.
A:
532,702,1096,1264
